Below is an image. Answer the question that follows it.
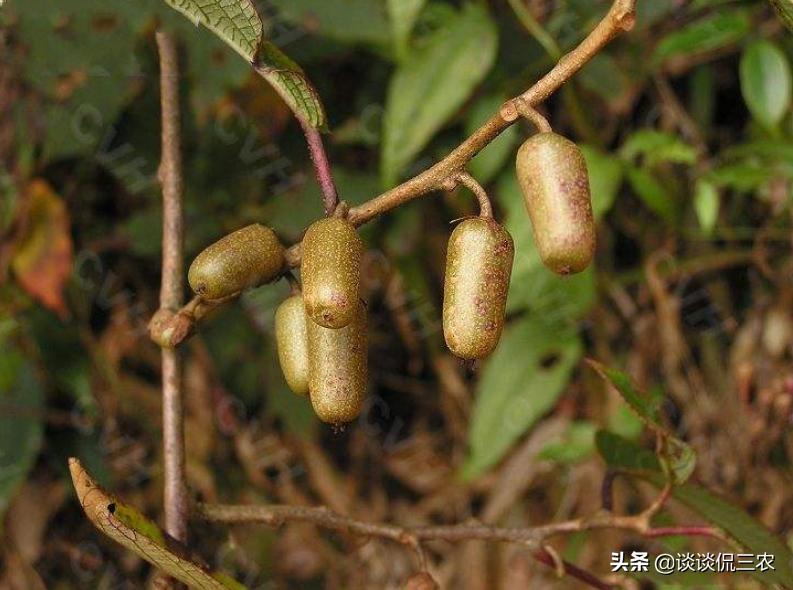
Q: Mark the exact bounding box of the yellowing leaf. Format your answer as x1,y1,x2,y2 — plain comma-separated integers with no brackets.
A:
68,458,246,590
12,180,73,318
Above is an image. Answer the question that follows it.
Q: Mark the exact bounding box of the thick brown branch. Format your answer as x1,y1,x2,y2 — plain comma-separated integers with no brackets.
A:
151,0,637,347
155,31,188,549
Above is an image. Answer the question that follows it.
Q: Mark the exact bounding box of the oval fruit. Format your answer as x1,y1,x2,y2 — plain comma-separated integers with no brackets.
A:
307,301,367,424
188,224,285,300
516,132,595,275
301,217,363,328
443,217,514,360
275,294,310,395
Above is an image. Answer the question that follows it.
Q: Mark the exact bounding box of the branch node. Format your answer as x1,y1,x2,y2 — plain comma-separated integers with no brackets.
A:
514,99,552,133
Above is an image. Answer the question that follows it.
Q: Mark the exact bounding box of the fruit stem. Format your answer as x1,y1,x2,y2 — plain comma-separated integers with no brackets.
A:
448,171,493,218
514,99,552,133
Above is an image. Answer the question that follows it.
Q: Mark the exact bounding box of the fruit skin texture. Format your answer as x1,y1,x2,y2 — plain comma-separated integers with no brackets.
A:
188,224,285,300
307,301,367,424
301,217,363,329
443,217,514,360
516,132,595,275
275,295,310,395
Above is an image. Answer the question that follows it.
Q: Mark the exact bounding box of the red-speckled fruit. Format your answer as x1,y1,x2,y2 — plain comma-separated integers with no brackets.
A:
516,133,595,275
188,224,285,300
275,294,310,395
301,217,363,329
443,217,514,360
307,300,367,424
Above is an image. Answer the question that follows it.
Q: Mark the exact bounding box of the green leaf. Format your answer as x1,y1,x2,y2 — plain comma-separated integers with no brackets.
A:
694,179,719,235
768,0,793,32
164,0,260,59
381,3,498,185
621,130,697,167
653,11,750,64
580,145,623,218
387,0,426,59
740,40,792,128
463,315,582,479
588,361,662,427
70,459,247,589
588,362,696,484
466,94,520,185
0,340,44,521
626,166,678,223
163,0,326,128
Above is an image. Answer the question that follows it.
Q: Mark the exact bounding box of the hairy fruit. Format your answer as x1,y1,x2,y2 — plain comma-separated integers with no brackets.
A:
516,132,595,275
307,301,367,424
443,217,514,359
301,217,363,329
275,294,310,395
188,224,285,300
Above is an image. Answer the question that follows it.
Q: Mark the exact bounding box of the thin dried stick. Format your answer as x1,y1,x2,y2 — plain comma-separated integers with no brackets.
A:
155,31,188,547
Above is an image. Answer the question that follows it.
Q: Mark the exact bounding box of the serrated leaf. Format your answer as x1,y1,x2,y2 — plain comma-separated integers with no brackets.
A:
462,315,582,479
740,40,792,129
653,11,750,64
768,0,793,32
69,458,246,589
588,361,662,427
252,42,326,129
164,0,262,60
381,3,498,185
589,362,696,484
163,0,326,128
694,179,719,235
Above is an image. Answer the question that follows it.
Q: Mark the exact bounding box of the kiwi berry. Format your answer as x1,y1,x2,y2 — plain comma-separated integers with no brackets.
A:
516,132,595,275
307,300,367,424
301,217,363,329
443,216,514,360
188,224,285,300
275,294,310,395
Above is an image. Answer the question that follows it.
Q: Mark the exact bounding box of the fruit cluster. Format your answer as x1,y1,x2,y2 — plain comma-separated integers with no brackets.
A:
187,130,594,425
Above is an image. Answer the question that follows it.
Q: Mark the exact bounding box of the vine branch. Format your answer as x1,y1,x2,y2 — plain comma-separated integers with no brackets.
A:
195,480,725,587
149,0,637,348
155,31,189,549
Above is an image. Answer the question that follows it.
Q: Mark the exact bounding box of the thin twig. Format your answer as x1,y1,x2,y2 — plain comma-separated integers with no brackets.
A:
446,171,493,218
149,0,637,347
155,31,188,548
300,117,338,215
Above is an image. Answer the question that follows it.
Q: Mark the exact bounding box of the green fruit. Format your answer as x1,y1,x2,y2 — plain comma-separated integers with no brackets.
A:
188,224,285,300
443,217,514,359
516,132,595,275
275,294,310,395
307,301,367,424
301,217,363,329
